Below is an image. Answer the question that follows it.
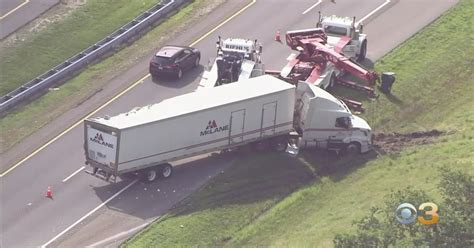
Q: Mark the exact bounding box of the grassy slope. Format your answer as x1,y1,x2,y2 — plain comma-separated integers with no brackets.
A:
124,0,473,247
0,0,161,96
228,0,474,246
0,0,225,154
123,153,316,247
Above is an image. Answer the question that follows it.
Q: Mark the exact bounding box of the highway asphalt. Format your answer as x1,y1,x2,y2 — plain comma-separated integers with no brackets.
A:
0,0,458,247
0,0,59,39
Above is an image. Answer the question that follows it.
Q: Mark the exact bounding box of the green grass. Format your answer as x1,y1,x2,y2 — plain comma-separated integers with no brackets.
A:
124,0,474,247
0,0,162,96
123,152,316,247
0,0,226,155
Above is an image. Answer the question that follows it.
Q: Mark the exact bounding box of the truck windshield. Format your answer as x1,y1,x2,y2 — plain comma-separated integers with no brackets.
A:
324,26,347,36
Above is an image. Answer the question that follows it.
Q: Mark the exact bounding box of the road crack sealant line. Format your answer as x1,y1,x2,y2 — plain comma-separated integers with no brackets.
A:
0,0,256,178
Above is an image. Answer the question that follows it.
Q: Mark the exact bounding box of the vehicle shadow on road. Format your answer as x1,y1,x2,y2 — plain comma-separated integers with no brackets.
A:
151,65,204,89
169,148,380,218
89,148,378,220
171,150,317,217
90,153,235,220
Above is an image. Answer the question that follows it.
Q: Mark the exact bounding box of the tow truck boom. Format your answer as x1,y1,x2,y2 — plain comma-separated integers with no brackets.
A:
284,28,381,97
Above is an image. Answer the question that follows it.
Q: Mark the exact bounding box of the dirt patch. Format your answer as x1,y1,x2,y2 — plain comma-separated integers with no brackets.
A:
373,129,447,154
298,129,449,180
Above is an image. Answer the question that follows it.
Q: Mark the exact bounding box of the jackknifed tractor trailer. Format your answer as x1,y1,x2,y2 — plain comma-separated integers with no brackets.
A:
84,75,372,183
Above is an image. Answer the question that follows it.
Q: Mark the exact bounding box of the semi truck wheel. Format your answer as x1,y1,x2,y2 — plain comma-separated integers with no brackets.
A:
346,142,361,156
159,163,173,179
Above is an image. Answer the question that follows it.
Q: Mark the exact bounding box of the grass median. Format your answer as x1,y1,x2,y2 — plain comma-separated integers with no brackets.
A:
0,0,227,155
0,0,161,96
123,0,473,246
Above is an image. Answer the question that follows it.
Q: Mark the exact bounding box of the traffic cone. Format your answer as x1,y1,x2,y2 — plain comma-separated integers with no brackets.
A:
275,30,281,42
45,186,53,199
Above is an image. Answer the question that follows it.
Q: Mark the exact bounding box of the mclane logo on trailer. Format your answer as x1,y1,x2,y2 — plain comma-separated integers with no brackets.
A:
200,120,229,136
90,133,114,149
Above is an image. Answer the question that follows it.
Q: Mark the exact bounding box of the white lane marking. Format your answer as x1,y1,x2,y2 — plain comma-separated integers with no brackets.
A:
190,0,256,45
0,0,29,20
41,179,138,248
62,166,85,182
86,217,160,247
357,0,391,25
302,0,322,15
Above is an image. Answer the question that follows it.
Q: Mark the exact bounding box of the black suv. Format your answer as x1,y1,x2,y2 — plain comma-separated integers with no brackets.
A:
149,46,200,79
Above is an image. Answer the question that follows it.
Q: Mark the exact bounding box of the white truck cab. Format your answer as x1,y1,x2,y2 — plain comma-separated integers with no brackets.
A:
318,15,367,61
294,82,372,154
221,38,261,62
197,37,265,90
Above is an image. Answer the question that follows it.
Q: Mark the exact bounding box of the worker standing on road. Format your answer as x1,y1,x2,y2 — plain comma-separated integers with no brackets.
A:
216,36,222,56
231,59,241,82
216,51,225,86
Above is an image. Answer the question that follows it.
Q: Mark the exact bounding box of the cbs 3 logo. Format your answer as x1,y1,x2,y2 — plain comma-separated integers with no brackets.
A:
396,202,439,225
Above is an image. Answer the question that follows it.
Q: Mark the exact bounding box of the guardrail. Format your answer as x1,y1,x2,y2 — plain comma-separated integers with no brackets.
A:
0,0,189,115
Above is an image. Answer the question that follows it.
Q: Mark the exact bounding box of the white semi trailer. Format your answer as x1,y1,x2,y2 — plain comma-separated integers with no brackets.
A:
84,75,372,182
84,75,295,182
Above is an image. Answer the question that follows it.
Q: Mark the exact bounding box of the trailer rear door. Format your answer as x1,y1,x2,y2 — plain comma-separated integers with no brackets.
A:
86,126,117,167
229,109,245,144
261,102,277,136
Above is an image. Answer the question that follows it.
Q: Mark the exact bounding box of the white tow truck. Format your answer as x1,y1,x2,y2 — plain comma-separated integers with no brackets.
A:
317,13,368,61
196,36,265,90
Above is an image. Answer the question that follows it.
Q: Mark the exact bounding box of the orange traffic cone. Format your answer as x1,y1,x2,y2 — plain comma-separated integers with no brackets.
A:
275,30,281,42
45,186,53,199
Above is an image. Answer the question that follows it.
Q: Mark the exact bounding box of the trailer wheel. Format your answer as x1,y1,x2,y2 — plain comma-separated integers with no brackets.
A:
145,168,158,182
346,142,361,156
357,40,367,62
159,163,173,179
